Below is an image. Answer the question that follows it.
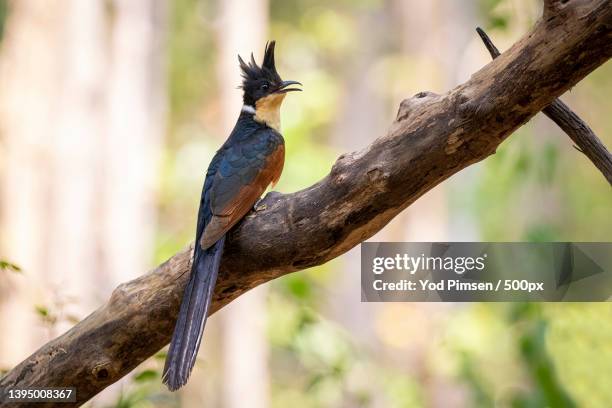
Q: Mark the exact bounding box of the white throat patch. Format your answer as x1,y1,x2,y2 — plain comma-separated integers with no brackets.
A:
241,104,256,114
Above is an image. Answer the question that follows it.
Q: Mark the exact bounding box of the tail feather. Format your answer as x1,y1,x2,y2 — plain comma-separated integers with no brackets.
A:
162,235,226,391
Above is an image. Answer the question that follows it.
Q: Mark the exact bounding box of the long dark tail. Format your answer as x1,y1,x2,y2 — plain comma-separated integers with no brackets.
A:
162,235,226,391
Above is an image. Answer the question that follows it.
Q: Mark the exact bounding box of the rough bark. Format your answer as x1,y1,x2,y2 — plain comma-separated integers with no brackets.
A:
1,0,611,406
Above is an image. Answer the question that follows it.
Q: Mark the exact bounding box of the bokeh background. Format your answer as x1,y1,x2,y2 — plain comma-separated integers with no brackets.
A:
0,0,610,407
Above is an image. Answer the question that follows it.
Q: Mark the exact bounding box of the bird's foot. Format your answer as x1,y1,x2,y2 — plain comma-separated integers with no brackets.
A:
254,191,283,212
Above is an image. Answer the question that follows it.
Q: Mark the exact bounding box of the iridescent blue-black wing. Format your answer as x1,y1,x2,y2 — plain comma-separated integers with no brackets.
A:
200,128,284,249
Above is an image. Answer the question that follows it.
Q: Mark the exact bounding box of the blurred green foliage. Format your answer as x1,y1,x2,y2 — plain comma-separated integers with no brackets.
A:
0,0,607,406
112,369,173,408
0,259,21,273
478,0,509,29
0,0,7,43
267,284,424,407
125,0,612,406
457,36,612,408
168,0,216,129
509,305,576,408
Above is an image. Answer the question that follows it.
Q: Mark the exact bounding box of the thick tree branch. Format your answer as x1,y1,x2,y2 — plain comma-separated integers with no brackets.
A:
476,27,612,184
1,1,611,406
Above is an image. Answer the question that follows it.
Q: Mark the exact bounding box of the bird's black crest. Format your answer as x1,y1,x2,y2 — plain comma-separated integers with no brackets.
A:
238,41,283,105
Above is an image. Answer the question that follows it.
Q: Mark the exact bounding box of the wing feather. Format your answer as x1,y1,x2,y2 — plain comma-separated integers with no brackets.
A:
200,134,284,250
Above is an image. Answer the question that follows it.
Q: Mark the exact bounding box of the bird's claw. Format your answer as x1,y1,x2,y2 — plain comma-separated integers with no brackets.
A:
254,200,267,211
254,191,283,212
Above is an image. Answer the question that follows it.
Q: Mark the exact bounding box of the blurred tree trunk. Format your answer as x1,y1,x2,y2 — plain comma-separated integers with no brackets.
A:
0,0,107,368
101,0,166,293
216,2,270,408
95,1,167,405
332,0,477,406
392,2,476,407
0,0,166,381
326,7,389,405
0,0,55,369
393,0,457,243
329,0,388,349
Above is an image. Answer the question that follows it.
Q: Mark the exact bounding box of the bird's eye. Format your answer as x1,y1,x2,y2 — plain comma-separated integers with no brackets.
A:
261,83,269,91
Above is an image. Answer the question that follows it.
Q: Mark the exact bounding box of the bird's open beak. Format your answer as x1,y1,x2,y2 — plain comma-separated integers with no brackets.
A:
276,80,302,93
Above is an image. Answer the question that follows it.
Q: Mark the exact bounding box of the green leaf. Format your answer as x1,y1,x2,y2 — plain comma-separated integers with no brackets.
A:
0,259,22,273
306,373,325,390
524,224,559,242
488,15,508,30
514,148,531,176
35,305,49,318
154,351,167,360
133,369,159,383
284,275,312,300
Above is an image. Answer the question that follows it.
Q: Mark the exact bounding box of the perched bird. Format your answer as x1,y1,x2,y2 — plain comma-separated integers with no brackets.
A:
162,41,301,391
